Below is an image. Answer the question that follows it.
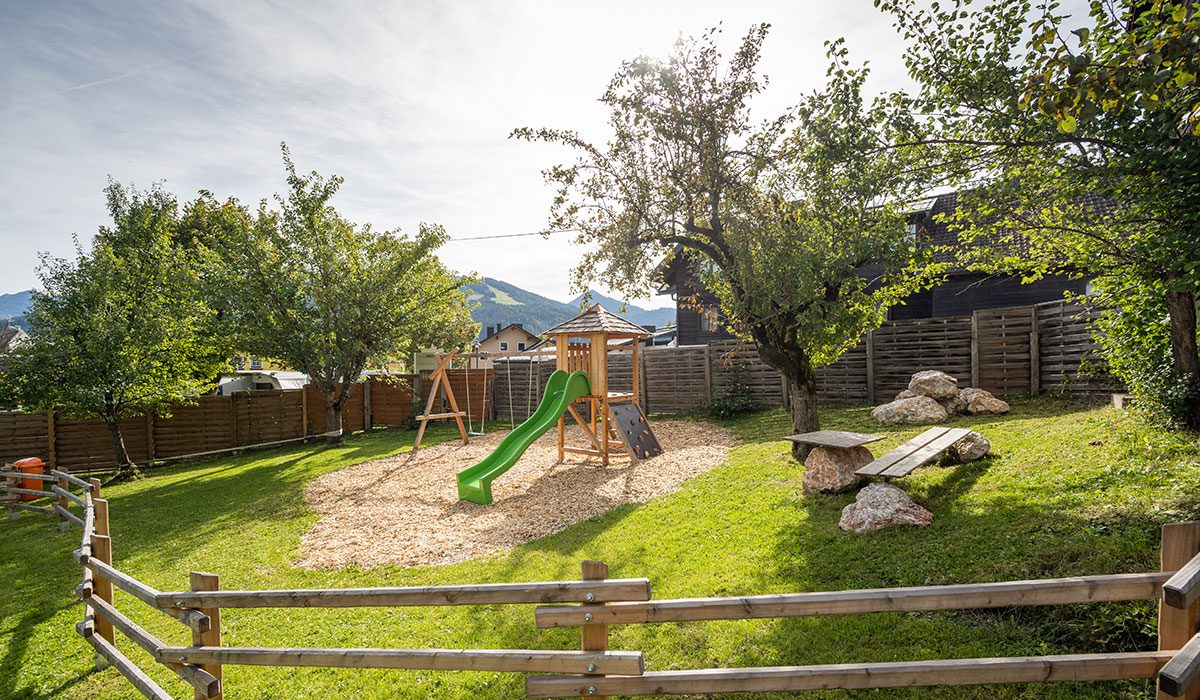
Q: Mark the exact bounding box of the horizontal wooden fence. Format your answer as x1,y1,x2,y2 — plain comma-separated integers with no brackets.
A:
5,470,1200,699
492,299,1116,416
0,376,425,472
0,300,1116,471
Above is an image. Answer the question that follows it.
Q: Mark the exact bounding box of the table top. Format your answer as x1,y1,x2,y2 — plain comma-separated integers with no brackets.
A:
783,430,885,449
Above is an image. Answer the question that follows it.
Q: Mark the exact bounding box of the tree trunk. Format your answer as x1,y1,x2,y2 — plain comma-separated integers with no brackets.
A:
324,400,344,445
1165,289,1200,430
753,335,821,461
106,418,138,479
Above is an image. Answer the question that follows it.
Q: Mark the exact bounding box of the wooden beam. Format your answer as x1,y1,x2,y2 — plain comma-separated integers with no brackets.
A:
80,591,221,698
1161,633,1200,698
534,573,1170,628
158,578,653,609
1161,521,1200,699
1165,551,1200,610
78,622,174,700
526,652,1172,697
155,646,644,675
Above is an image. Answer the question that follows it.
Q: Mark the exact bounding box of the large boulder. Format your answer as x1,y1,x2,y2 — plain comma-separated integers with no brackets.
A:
945,430,991,462
967,394,1011,415
839,483,934,533
895,389,916,400
959,387,991,404
938,393,969,416
871,396,950,425
908,370,959,400
803,446,872,494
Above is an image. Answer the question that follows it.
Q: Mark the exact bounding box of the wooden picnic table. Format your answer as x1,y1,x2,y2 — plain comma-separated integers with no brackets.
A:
783,430,885,450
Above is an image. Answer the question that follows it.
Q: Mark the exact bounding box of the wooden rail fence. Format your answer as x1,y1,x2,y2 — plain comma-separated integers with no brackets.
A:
6,461,1200,698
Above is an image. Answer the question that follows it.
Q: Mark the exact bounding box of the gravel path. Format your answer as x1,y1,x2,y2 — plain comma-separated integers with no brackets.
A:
297,419,736,569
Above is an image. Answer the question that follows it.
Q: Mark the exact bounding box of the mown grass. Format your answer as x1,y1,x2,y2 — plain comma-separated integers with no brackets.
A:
1,399,1198,699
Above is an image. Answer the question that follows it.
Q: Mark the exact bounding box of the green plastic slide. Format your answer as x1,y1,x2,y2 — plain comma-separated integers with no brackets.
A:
456,369,592,505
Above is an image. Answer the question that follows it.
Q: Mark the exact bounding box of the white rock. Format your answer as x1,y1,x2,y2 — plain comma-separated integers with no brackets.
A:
802,446,871,494
967,394,1011,414
870,396,950,425
908,370,960,400
947,430,991,462
895,389,916,400
839,483,933,533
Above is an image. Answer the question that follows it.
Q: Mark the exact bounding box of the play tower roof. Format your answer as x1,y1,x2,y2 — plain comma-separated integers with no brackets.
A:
542,303,650,338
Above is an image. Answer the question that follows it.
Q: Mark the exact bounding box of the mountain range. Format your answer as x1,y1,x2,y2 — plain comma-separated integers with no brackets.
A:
0,291,32,330
464,278,673,338
0,282,674,338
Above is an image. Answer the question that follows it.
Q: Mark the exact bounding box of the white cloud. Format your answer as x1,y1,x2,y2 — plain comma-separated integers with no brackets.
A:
1,0,917,302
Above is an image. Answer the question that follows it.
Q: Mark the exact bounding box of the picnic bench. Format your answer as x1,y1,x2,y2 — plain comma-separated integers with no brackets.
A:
855,426,972,480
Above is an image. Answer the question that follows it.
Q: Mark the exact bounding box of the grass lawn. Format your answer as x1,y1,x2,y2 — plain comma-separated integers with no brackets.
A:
2,399,1199,699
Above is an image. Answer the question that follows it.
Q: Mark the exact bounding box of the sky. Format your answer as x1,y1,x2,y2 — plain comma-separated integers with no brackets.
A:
0,0,917,304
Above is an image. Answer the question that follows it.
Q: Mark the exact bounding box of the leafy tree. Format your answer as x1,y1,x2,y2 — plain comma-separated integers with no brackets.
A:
875,0,1200,427
1,183,225,477
515,27,937,454
191,145,477,444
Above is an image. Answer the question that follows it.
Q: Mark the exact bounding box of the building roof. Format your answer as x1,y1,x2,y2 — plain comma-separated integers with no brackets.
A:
0,327,26,354
481,323,541,343
542,304,651,337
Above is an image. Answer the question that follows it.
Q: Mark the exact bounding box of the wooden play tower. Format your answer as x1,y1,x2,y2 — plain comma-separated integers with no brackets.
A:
542,304,663,465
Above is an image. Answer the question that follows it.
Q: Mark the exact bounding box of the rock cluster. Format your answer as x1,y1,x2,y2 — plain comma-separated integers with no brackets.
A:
838,483,934,533
870,370,1010,425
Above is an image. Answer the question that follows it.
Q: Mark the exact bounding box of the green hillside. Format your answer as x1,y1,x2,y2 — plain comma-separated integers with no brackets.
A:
464,278,674,338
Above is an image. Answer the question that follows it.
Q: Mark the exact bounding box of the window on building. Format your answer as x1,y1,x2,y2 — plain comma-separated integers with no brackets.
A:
499,341,509,351
250,357,263,370
518,342,526,351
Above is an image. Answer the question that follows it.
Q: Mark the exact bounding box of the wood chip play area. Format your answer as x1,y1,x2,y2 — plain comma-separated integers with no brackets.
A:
298,419,735,568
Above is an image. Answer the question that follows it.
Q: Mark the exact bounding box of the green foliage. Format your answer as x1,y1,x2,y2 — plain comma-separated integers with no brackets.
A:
189,145,478,439
0,182,225,475
515,26,941,437
708,361,760,419
874,0,1200,428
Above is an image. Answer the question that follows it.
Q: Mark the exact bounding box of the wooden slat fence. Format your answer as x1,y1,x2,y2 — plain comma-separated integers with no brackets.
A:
972,306,1036,396
642,345,709,414
1036,299,1119,395
871,315,974,399
0,299,1121,471
709,341,788,409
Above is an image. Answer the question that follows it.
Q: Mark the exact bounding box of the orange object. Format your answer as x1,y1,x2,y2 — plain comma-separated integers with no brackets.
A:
13,457,46,501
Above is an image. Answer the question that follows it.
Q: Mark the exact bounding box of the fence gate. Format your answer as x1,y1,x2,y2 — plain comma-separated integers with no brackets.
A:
971,306,1036,396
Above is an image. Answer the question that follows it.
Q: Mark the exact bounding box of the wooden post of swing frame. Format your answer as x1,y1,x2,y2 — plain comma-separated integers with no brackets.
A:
413,349,469,453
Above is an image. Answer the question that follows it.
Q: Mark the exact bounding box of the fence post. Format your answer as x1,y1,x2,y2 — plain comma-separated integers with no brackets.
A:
865,331,876,405
145,414,155,466
364,379,373,431
703,344,714,406
190,571,223,700
970,312,980,388
91,497,114,666
1029,306,1041,396
56,469,69,531
47,408,57,469
1160,521,1200,700
4,466,17,519
88,477,101,500
581,560,610,699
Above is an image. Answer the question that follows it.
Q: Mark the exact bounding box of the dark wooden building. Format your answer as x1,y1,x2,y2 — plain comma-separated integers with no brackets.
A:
656,190,1090,346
